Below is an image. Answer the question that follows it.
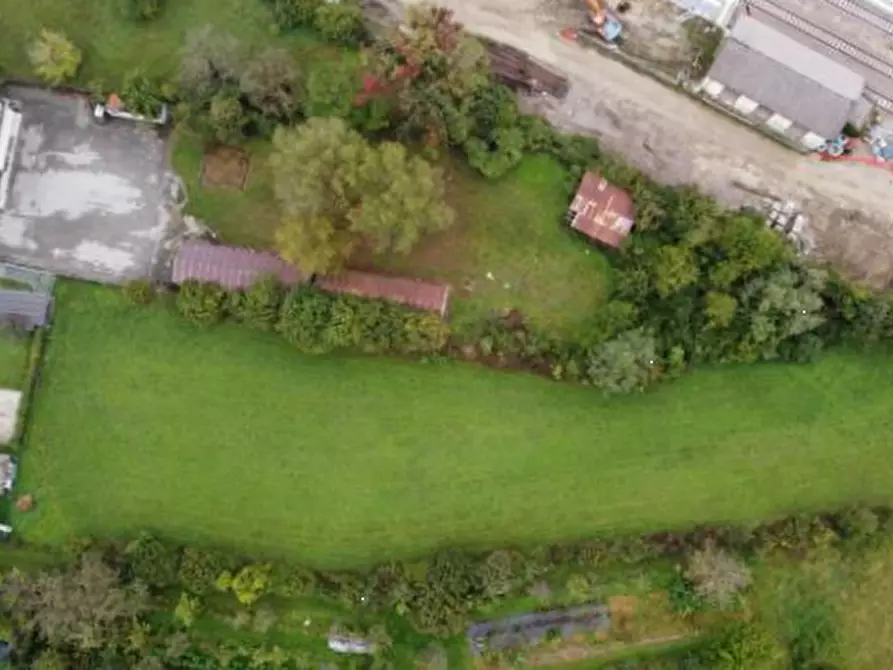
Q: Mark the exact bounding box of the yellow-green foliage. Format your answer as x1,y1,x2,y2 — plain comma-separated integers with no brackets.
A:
28,29,81,84
216,564,272,606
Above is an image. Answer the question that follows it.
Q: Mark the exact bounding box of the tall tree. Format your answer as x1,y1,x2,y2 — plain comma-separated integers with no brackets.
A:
371,4,489,144
270,118,454,273
239,48,302,120
2,552,148,653
178,25,244,96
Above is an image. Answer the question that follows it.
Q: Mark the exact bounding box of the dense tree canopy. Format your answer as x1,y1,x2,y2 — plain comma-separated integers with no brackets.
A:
270,117,454,273
371,4,489,145
2,552,148,654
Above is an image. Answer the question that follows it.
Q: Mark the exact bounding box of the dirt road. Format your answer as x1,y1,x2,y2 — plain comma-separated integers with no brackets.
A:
390,0,893,286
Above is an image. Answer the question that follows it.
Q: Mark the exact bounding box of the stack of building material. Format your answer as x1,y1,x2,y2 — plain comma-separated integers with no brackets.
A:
481,38,571,98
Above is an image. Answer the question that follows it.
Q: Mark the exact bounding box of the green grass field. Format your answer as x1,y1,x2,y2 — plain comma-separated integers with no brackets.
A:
14,281,893,567
0,0,329,84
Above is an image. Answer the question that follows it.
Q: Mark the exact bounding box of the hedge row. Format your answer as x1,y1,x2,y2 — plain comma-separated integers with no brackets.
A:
107,503,891,640
174,277,449,357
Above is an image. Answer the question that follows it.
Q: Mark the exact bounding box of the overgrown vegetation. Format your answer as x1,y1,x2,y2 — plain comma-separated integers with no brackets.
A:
6,501,893,669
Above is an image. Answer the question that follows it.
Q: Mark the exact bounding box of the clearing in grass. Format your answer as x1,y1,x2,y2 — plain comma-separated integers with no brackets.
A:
15,282,893,567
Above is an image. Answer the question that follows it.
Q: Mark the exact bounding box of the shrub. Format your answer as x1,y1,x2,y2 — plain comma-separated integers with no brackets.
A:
119,0,163,21
207,92,248,144
120,71,166,117
835,505,880,546
700,620,781,670
125,533,181,588
585,328,661,394
123,278,156,305
464,127,525,179
478,550,522,601
403,312,450,355
303,60,358,119
218,563,273,606
179,548,230,595
684,542,751,610
173,592,201,628
177,280,227,327
272,564,318,597
565,573,593,603
29,29,82,85
237,275,284,330
415,643,448,670
313,0,365,44
268,0,321,30
276,286,334,352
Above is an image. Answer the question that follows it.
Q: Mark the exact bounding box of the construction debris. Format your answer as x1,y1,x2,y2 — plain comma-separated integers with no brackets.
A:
481,38,570,98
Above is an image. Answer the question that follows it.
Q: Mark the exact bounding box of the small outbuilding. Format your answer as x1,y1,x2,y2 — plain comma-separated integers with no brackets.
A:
0,261,54,331
316,270,451,317
0,289,51,331
567,172,635,248
171,239,307,291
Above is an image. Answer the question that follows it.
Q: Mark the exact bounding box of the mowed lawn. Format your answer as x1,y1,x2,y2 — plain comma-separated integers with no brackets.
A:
15,282,893,567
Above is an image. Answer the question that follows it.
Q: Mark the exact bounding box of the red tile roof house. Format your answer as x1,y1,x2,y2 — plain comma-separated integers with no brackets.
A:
567,172,635,249
171,239,451,317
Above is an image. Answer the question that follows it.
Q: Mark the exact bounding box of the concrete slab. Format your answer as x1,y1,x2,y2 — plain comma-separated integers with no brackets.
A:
0,85,174,283
0,389,21,444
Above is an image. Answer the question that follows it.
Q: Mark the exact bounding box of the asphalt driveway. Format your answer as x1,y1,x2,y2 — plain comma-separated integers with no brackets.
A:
0,85,175,283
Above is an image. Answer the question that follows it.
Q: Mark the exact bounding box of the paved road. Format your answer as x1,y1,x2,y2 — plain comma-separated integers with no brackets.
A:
393,0,893,286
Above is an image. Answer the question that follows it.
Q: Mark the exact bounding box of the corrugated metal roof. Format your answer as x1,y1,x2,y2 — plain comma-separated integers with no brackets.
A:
730,16,864,100
708,17,865,137
171,240,305,290
568,172,635,248
0,290,50,329
316,270,451,316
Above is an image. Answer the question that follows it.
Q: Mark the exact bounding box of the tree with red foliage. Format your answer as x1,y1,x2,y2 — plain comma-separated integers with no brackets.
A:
363,4,490,145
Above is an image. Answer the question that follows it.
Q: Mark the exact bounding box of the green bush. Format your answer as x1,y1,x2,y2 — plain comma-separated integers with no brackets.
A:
276,286,334,352
464,127,525,179
268,0,322,29
179,548,230,595
176,280,227,327
313,0,365,45
700,620,782,670
236,275,284,330
29,29,81,85
123,278,156,305
119,71,165,117
173,592,201,628
303,60,358,119
217,563,273,606
125,533,181,588
208,92,248,144
119,0,163,21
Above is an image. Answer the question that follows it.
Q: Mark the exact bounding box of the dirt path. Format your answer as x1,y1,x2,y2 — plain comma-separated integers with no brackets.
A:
390,0,893,286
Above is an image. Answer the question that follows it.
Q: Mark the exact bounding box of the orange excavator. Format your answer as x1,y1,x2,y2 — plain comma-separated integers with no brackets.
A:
560,0,624,46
